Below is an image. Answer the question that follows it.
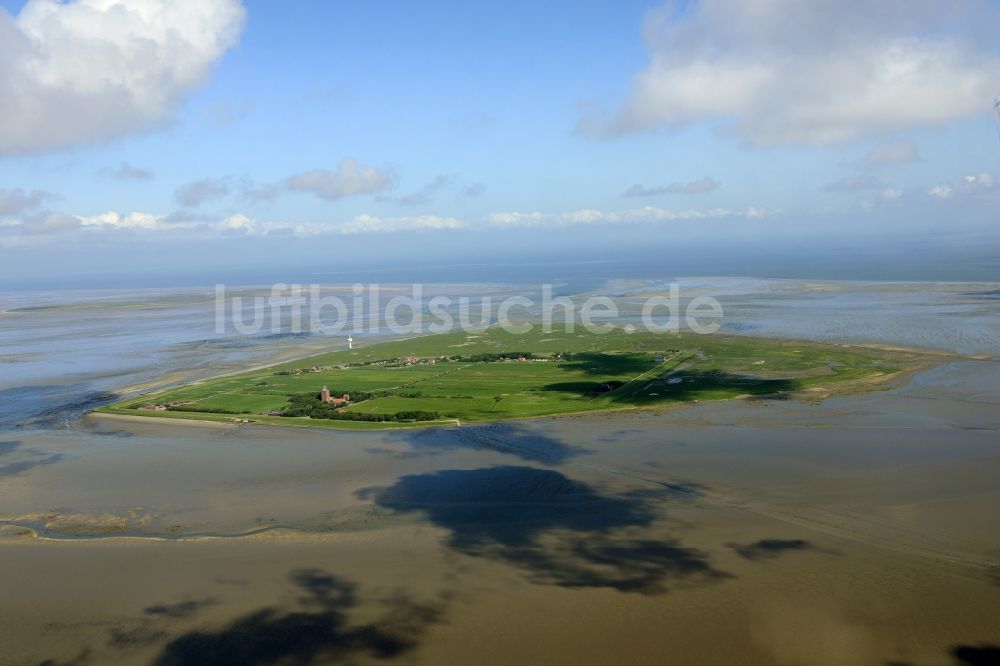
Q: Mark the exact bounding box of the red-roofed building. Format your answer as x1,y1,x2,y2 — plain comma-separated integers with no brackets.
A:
321,386,350,406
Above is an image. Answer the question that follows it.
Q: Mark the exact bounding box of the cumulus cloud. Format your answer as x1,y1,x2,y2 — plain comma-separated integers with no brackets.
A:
1,209,465,242
175,178,230,207
336,214,464,234
486,205,763,228
160,210,212,226
287,158,392,201
0,209,202,239
0,188,51,215
17,212,80,234
580,1,1000,145
623,176,720,197
963,172,997,190
78,211,180,230
377,175,451,207
213,213,465,236
101,162,154,181
1,201,767,244
928,172,998,200
928,184,953,200
218,213,256,235
0,0,246,155
485,211,549,227
238,179,281,204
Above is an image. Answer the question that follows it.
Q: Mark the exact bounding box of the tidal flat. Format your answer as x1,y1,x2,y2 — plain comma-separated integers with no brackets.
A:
1,279,998,665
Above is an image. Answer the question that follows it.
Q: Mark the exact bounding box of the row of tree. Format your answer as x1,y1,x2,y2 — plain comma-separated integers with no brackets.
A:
446,351,537,362
279,393,440,422
165,405,244,414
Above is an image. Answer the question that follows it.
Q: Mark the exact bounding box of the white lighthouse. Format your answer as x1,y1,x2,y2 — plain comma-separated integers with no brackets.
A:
347,335,353,349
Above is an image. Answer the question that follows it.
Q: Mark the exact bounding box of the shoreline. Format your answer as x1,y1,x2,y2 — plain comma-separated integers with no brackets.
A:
92,328,968,432
87,412,238,429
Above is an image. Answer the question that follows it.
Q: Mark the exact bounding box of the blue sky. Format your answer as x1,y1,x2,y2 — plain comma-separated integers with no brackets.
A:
0,0,998,287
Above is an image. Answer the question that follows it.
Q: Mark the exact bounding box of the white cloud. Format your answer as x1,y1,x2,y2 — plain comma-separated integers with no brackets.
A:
376,175,451,207
219,213,256,235
484,211,547,227
964,173,996,189
928,172,998,200
232,214,465,236
18,212,80,234
2,202,768,244
238,179,280,204
336,214,464,234
175,178,231,207
78,211,179,230
0,188,51,215
559,209,610,225
0,209,202,237
0,197,766,246
856,185,907,209
0,0,245,155
928,184,953,199
581,1,1000,145
11,210,465,238
623,176,720,197
287,158,392,201
486,206,763,228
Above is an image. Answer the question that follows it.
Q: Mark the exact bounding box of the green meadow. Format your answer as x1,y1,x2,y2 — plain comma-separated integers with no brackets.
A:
97,326,933,429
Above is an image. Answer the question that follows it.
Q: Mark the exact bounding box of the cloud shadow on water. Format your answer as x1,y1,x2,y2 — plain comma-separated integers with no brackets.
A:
0,440,63,478
38,649,92,666
369,423,591,464
152,569,445,666
950,644,1000,665
144,598,218,620
357,465,728,594
727,538,815,561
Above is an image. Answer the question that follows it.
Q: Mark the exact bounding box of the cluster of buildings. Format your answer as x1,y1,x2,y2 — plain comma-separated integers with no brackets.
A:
143,401,183,411
320,386,351,406
398,354,438,366
279,365,329,376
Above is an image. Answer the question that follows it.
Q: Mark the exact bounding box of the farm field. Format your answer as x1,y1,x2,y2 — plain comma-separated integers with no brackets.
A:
96,326,939,429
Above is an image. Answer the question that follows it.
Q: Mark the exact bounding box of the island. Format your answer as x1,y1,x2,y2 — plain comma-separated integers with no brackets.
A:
95,326,941,430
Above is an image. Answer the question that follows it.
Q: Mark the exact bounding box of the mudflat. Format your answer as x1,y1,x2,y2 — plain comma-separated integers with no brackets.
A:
3,280,999,665
2,358,999,665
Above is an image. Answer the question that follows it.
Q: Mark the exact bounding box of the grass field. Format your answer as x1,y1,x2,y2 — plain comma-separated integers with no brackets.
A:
96,326,936,429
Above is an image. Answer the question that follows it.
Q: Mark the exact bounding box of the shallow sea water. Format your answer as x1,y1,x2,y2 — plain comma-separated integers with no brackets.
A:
1,278,998,665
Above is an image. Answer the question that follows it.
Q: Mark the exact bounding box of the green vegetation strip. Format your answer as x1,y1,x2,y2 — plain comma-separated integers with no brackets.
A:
96,326,933,430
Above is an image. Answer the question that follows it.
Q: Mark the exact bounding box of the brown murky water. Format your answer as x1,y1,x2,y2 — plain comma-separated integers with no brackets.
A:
2,360,999,665
1,281,998,665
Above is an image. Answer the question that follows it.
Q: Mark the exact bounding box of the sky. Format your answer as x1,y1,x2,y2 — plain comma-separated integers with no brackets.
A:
0,0,999,288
